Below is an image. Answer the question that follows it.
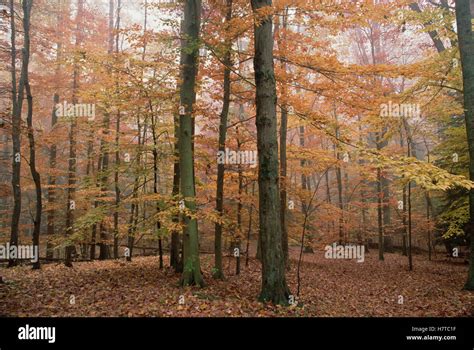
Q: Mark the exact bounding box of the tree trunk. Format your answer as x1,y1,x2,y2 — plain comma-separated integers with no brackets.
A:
251,0,291,305
455,0,474,290
376,133,384,261
22,0,40,270
46,93,59,260
213,0,233,280
113,0,122,260
113,109,121,259
179,0,204,287
235,129,243,276
65,0,84,268
276,8,289,268
47,2,64,259
97,0,116,261
400,132,408,256
334,122,344,245
170,131,181,271
426,192,432,261
152,113,164,269
8,0,22,268
245,182,255,267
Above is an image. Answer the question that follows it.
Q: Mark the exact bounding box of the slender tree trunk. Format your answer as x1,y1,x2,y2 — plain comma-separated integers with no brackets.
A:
113,0,122,260
324,144,333,237
23,5,41,270
170,127,181,271
19,0,40,270
300,126,314,253
245,182,255,267
47,2,63,258
65,0,84,267
408,176,413,271
279,102,289,264
455,0,474,289
334,124,344,244
213,0,233,280
235,133,243,276
252,0,291,305
276,8,289,268
46,93,59,260
126,116,143,262
426,192,432,261
409,2,447,53
8,0,22,268
152,114,164,269
179,0,204,287
97,0,116,261
126,201,138,262
400,132,408,256
376,133,384,261
113,110,121,259
357,120,368,250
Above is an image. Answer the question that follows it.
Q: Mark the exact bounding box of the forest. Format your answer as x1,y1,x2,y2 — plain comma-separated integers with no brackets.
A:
0,0,473,318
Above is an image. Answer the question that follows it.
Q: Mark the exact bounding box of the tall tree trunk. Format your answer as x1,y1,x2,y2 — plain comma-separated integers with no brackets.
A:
334,116,344,245
126,115,143,262
179,0,204,287
324,141,333,237
235,129,243,276
113,0,122,260
455,0,474,290
408,169,413,271
97,0,116,261
404,119,414,271
47,1,63,259
46,93,59,260
152,113,163,269
251,0,291,305
400,132,408,256
213,0,233,280
65,0,84,267
276,7,289,268
300,126,314,253
22,0,40,270
8,0,22,268
357,121,368,251
113,110,121,259
376,133,384,261
245,182,255,267
170,121,181,271
426,192,432,261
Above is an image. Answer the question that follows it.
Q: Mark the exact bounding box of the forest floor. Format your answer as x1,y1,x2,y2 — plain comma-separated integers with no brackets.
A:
1,249,473,317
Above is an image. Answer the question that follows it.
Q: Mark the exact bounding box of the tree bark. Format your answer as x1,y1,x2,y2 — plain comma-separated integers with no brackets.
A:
455,0,474,290
276,8,289,268
65,0,84,267
47,1,64,259
8,0,22,268
179,0,204,287
170,125,181,271
113,0,122,260
22,0,40,270
213,0,233,280
251,0,291,305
